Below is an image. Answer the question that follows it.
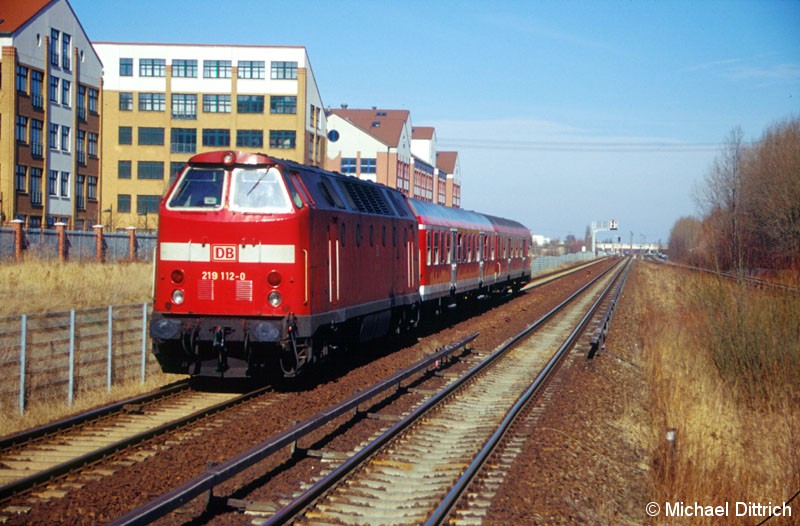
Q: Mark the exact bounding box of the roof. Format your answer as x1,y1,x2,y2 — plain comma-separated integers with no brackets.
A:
412,126,435,140
436,151,458,174
0,0,53,34
327,108,410,148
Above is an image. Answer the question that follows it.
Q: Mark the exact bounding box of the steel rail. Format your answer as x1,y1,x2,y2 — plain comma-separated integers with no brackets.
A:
261,259,623,525
0,381,269,501
426,257,631,525
108,333,479,526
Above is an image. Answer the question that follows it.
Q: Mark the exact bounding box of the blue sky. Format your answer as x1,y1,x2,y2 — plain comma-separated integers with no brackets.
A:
70,0,799,244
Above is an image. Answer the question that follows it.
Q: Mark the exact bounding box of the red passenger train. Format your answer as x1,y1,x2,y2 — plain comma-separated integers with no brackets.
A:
150,150,531,378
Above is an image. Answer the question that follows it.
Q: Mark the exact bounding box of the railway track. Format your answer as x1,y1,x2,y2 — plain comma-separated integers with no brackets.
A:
109,257,630,525
0,380,276,506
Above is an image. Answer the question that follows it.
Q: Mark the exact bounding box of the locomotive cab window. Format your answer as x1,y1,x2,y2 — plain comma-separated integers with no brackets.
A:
167,168,225,209
230,167,293,213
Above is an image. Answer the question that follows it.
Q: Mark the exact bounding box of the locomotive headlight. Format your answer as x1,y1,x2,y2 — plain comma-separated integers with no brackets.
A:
268,291,282,307
172,289,185,305
267,271,282,287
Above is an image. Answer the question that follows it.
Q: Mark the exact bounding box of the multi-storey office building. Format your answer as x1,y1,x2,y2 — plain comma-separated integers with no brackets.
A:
93,42,326,230
0,0,102,229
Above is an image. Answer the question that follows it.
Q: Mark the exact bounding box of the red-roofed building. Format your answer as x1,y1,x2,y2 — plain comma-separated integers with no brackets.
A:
0,0,103,229
324,107,413,195
436,151,461,208
326,108,461,207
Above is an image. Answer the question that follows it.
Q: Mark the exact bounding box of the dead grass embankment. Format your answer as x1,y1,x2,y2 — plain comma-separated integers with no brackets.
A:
636,262,799,525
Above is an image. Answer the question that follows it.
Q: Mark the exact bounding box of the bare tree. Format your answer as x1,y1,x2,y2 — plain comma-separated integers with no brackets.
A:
740,117,800,269
668,216,702,264
695,126,751,271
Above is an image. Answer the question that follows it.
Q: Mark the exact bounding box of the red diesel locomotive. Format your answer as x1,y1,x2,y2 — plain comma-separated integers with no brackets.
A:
150,150,531,378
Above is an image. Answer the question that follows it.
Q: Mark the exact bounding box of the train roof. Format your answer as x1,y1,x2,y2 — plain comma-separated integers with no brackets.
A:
406,198,494,231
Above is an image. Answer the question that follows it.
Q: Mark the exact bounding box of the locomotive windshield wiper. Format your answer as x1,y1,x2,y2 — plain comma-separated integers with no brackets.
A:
246,171,268,197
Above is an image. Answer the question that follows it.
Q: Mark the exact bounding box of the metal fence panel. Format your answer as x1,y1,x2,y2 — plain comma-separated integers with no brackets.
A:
0,303,162,414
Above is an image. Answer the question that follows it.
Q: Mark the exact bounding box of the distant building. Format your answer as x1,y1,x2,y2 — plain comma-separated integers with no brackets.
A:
93,42,326,230
0,0,103,229
435,151,461,208
325,108,461,207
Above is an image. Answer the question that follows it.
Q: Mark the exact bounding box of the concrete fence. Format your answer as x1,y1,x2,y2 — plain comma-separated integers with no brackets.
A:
0,222,156,262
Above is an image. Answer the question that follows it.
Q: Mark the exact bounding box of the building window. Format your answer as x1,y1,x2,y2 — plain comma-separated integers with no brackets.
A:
62,33,71,70
202,94,231,113
76,174,85,210
138,161,164,180
171,94,197,119
49,170,59,196
88,132,98,157
88,88,98,113
172,59,197,78
61,79,71,106
202,128,230,147
171,128,197,153
138,127,165,145
137,195,161,214
118,160,132,179
30,169,43,205
139,92,166,112
340,158,357,174
60,126,70,151
270,95,297,114
271,61,298,80
170,162,184,184
120,92,133,111
30,120,43,156
31,70,43,108
361,158,376,174
49,123,59,148
60,171,69,197
237,95,264,113
119,126,132,145
237,60,265,79
203,60,231,78
77,85,86,119
50,29,60,66
87,176,98,200
236,130,263,148
77,130,86,164
140,58,166,77
15,116,28,143
16,65,28,93
118,194,131,213
15,165,27,192
269,130,296,149
120,58,133,76
49,76,59,102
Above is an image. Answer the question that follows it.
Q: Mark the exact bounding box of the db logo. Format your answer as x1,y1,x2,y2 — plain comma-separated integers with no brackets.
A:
212,245,237,261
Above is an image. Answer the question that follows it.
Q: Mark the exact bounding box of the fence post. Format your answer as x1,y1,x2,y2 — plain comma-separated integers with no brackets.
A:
56,222,68,262
69,309,75,405
141,303,148,384
19,314,27,415
12,219,25,262
94,224,106,263
107,305,113,392
127,226,137,262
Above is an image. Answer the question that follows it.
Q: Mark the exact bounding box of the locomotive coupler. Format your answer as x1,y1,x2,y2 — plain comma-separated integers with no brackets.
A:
212,326,231,373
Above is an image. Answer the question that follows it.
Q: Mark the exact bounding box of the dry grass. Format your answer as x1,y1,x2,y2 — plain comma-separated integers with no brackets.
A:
0,259,182,437
0,260,153,316
635,263,799,524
